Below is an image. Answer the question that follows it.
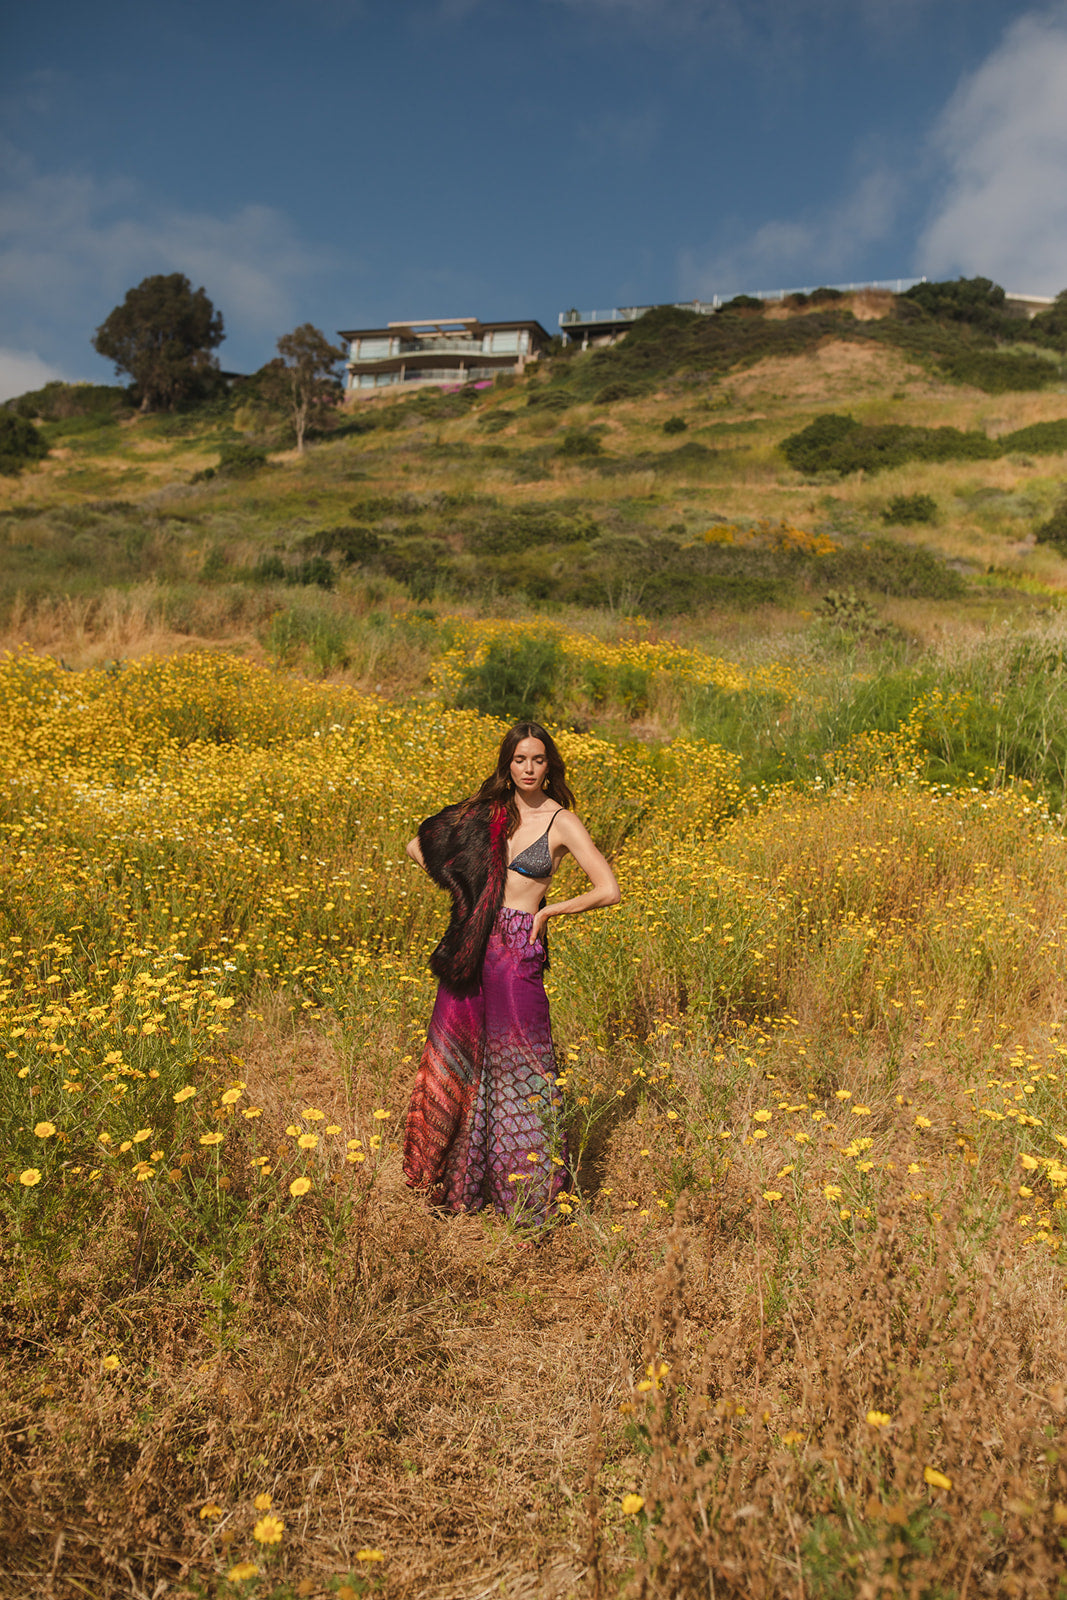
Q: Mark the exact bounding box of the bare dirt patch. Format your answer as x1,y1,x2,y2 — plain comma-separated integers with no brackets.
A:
730,340,926,406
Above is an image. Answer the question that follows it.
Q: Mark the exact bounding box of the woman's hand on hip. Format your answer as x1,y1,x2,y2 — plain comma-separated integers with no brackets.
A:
530,906,550,946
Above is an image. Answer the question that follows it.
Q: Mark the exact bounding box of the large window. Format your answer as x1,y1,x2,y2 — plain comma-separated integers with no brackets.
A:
356,337,393,360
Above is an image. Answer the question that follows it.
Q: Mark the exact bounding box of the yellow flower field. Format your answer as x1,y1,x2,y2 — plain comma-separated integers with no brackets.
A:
4,644,1067,1597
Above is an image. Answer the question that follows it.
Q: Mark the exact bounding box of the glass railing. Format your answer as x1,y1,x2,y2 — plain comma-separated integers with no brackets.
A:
559,279,927,329
349,337,527,362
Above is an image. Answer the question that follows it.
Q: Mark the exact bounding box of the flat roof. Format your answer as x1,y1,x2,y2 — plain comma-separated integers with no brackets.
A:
338,317,551,342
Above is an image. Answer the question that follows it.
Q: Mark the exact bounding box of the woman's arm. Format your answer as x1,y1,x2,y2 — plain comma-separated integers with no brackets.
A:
531,811,620,942
406,833,427,870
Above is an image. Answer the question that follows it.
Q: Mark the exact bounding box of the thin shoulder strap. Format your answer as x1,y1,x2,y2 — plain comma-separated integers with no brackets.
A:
544,808,561,837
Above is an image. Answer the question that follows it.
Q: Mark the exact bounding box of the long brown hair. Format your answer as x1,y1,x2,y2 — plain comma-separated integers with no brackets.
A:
467,722,575,837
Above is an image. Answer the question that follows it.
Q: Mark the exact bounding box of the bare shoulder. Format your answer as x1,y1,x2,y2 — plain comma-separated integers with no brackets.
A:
552,809,596,848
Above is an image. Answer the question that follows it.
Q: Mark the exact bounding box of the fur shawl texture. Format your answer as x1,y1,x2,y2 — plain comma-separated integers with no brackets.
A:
418,802,509,995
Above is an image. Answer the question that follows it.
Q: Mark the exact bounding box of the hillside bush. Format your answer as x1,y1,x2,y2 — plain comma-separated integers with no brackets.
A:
463,504,597,554
1034,501,1067,552
717,295,764,314
936,347,1056,392
218,439,269,476
455,635,558,721
557,427,604,459
376,536,447,601
1001,419,1067,454
813,588,897,641
641,570,782,611
477,410,513,433
594,381,643,404
0,413,49,475
1030,289,1067,351
901,275,1009,333
786,412,1067,475
551,305,857,402
883,493,938,525
194,439,270,481
303,525,381,564
821,537,963,599
781,413,998,475
663,415,688,434
6,380,131,422
525,387,573,412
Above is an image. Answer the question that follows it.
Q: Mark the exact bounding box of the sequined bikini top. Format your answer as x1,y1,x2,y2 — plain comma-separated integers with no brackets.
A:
508,810,560,879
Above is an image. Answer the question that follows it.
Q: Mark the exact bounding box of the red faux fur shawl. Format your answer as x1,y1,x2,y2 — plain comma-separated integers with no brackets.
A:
418,802,509,995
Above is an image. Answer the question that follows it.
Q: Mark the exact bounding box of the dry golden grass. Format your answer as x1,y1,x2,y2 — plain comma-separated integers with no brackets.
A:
5,655,1067,1596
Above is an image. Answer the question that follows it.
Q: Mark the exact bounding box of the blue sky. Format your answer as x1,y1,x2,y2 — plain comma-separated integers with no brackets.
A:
2,0,1066,399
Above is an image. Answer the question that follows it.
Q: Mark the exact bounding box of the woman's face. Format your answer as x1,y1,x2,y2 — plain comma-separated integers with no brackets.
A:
510,737,548,796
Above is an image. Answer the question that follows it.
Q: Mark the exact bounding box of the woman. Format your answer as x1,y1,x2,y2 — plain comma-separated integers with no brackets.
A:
403,721,620,1222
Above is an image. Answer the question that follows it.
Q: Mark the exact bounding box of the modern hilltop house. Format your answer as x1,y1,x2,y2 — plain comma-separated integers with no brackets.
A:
557,281,1056,348
339,316,550,395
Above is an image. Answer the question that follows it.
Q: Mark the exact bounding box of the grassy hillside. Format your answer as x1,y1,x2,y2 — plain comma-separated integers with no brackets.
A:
5,287,1067,1599
3,287,1067,685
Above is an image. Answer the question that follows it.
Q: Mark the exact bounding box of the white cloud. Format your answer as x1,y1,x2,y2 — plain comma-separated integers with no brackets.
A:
918,7,1067,295
0,144,330,375
0,348,72,404
680,168,902,299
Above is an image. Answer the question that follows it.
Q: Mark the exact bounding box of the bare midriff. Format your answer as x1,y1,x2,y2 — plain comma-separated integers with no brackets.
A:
502,868,554,914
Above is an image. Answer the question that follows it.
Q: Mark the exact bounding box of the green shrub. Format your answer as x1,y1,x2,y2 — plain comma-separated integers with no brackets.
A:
641,571,783,612
883,493,938,525
478,410,513,433
614,663,651,717
376,536,447,600
0,413,49,475
1002,419,1067,454
455,636,558,721
303,525,381,563
663,415,688,435
813,589,896,639
784,411,1067,476
936,348,1055,392
717,295,764,314
821,537,963,599
557,427,604,459
294,556,335,590
217,440,269,476
261,605,353,673
594,381,642,404
1034,501,1067,551
781,412,998,475
253,555,286,582
7,380,131,422
525,387,573,412
656,440,712,470
1030,290,1067,352
464,504,597,554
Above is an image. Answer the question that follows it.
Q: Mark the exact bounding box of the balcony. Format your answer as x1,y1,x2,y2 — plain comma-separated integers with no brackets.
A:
349,337,527,365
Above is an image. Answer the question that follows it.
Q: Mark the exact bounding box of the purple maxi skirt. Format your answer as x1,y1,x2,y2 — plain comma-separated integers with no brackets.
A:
403,908,569,1221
